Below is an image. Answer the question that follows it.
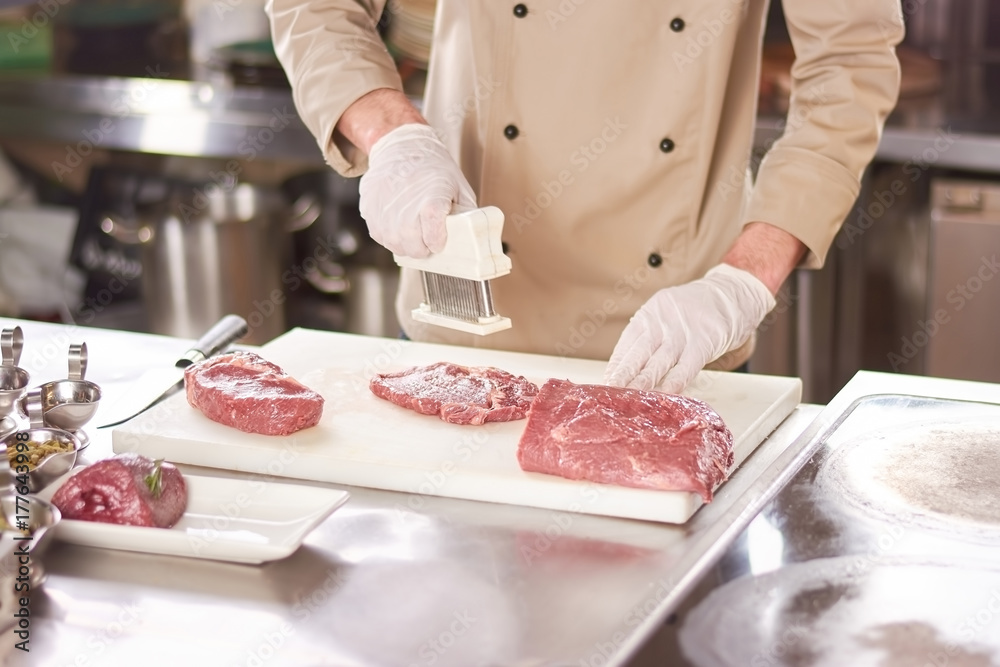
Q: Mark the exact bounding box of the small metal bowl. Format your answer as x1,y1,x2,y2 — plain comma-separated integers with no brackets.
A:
0,416,15,441
0,326,29,420
36,379,102,432
1,427,83,493
0,494,62,592
0,366,29,419
0,494,60,554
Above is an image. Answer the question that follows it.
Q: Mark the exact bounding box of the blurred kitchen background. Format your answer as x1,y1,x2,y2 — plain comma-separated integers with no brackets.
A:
0,0,995,402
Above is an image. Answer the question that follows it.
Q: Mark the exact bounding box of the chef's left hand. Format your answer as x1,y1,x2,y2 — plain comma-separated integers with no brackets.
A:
604,263,776,394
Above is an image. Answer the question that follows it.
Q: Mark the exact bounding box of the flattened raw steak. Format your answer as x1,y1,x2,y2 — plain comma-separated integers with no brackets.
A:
369,362,539,425
52,453,187,528
516,379,733,502
185,350,324,435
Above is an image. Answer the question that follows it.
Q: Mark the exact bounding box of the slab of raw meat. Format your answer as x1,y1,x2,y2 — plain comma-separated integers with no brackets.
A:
52,453,187,528
369,362,539,425
516,379,733,502
185,350,324,436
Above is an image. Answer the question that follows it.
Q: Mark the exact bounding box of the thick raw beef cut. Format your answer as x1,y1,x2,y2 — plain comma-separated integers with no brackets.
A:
369,362,539,425
516,379,734,502
185,350,324,436
52,453,187,528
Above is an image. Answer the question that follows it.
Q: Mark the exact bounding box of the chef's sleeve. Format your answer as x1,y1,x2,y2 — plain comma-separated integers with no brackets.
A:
743,0,904,268
266,0,403,177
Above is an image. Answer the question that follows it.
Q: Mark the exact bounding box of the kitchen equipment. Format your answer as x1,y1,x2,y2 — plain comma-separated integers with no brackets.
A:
70,165,148,329
3,394,84,493
53,0,188,79
185,0,269,80
206,39,290,88
0,416,8,492
31,343,102,434
101,180,316,344
342,263,401,337
111,327,802,524
0,494,61,554
924,178,1000,383
96,314,249,429
0,406,63,628
0,493,61,593
281,168,402,337
0,326,28,419
394,207,512,335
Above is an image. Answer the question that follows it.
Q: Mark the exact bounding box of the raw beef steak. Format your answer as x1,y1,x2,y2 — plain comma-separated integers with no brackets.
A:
516,379,733,502
369,362,539,425
185,350,324,435
52,453,187,528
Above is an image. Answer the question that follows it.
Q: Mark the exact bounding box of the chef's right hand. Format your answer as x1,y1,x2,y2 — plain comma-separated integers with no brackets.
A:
358,123,477,258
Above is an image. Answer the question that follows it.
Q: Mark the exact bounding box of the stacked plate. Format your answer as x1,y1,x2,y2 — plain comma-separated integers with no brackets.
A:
386,0,436,66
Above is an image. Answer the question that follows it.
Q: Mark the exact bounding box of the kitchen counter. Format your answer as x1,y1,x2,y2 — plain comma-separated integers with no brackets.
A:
1,73,1000,173
628,370,1000,665
0,317,822,667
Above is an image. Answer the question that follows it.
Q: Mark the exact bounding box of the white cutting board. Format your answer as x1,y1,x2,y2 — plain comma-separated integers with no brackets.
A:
112,328,802,523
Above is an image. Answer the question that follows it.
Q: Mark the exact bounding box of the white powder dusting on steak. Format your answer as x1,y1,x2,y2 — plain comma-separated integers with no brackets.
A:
185,351,324,436
369,362,539,425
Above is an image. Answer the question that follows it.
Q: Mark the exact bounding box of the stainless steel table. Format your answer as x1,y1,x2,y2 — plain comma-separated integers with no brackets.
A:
628,371,1000,666
0,318,819,667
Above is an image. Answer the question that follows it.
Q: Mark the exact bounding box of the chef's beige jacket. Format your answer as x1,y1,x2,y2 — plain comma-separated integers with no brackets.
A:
268,0,902,363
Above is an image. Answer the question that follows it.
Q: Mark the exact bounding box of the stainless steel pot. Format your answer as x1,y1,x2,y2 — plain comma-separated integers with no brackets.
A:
102,180,319,344
282,169,402,338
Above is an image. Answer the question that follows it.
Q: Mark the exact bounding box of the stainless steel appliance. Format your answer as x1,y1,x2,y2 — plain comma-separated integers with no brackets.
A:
283,169,403,338
924,178,1000,382
98,173,318,345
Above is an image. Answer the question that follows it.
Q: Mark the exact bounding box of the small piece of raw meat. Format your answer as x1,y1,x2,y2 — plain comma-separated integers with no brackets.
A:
51,453,187,528
516,379,734,502
369,362,539,425
185,350,324,436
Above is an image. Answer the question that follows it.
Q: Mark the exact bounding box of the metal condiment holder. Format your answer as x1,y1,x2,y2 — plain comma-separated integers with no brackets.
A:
23,387,46,429
34,343,102,448
0,327,29,426
0,327,21,366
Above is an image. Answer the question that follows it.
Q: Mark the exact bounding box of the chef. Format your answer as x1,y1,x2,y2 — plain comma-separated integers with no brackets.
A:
267,1,902,392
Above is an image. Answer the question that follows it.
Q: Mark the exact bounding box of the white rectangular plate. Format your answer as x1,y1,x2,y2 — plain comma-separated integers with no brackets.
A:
36,472,350,564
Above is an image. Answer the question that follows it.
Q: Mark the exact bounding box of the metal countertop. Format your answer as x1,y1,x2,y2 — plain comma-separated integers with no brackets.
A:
0,317,821,667
628,370,1000,666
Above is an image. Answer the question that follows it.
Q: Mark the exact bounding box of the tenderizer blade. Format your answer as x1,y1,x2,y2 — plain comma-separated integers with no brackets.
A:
393,206,512,335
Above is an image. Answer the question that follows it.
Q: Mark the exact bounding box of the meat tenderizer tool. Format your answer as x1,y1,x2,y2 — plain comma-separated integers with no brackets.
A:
393,206,512,335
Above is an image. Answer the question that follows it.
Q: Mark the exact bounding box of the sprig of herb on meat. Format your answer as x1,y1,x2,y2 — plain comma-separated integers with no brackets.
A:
144,459,164,498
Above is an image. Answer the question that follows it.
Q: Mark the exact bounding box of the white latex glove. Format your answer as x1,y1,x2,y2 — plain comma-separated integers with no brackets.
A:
358,123,477,258
604,263,776,393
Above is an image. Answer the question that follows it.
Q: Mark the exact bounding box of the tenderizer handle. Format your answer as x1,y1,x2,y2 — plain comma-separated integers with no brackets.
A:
393,206,511,281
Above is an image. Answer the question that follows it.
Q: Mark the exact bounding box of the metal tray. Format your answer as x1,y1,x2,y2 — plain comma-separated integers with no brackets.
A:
674,394,1000,667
